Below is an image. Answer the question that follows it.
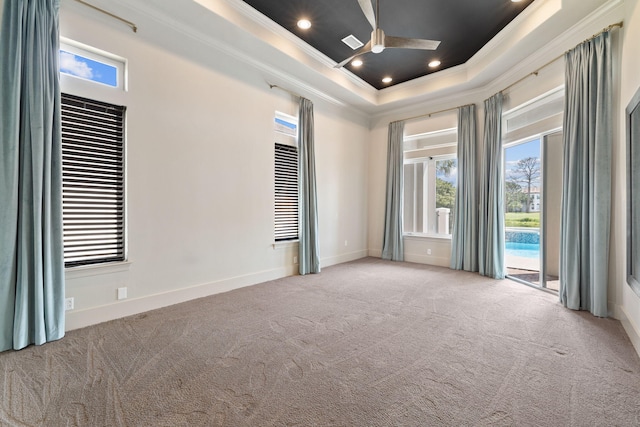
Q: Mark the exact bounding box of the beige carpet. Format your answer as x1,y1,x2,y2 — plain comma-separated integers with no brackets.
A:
1,257,639,426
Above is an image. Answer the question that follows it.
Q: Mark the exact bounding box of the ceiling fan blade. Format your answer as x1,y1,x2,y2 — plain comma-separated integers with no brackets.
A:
385,35,441,50
334,41,372,68
357,0,377,30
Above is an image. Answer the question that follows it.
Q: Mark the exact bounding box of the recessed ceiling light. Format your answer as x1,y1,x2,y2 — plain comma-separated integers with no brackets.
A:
382,76,392,84
511,0,522,2
297,19,311,30
428,60,441,68
351,59,363,67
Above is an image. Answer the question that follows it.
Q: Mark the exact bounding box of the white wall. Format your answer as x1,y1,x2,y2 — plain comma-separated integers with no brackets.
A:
59,2,370,329
612,0,640,354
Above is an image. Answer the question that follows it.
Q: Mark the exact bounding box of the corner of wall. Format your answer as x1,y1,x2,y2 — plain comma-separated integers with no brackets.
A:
614,303,640,357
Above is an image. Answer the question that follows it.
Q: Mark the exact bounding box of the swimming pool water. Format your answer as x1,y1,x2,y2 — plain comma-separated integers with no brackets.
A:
505,241,540,259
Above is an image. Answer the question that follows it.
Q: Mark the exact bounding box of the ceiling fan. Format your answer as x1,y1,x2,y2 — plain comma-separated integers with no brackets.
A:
335,0,441,68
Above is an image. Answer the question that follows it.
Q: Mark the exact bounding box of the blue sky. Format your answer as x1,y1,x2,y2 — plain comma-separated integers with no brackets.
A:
505,139,540,163
60,50,118,87
505,138,541,186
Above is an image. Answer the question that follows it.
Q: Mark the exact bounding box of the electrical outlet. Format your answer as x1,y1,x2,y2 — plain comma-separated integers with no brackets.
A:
117,287,128,300
293,256,298,264
344,240,348,246
427,248,432,255
65,297,74,311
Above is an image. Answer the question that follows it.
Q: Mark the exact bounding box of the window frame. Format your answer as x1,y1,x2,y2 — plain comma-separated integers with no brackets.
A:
274,112,299,243
403,153,457,238
60,37,127,91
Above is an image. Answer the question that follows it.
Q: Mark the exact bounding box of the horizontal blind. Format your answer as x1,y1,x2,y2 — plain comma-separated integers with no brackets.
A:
61,93,126,267
275,143,298,241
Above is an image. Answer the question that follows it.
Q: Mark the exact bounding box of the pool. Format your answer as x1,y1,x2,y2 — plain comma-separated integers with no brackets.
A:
505,241,540,259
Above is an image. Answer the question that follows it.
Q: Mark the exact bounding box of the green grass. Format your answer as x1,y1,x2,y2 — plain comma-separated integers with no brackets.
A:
505,212,540,228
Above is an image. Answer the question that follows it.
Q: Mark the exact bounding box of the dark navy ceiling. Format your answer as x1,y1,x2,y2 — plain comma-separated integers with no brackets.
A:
242,0,535,89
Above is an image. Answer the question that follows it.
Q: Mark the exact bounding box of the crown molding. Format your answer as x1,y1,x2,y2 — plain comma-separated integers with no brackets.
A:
484,0,625,96
104,0,367,112
75,0,624,120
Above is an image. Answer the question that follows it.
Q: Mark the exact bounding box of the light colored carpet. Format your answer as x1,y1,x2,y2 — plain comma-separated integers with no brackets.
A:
1,257,639,426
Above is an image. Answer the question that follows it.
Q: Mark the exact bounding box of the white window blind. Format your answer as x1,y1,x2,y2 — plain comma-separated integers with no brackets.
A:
61,93,126,267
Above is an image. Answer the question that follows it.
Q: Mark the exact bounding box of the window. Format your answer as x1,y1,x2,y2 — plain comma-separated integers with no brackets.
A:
61,93,126,267
60,39,126,90
274,113,298,241
403,126,457,237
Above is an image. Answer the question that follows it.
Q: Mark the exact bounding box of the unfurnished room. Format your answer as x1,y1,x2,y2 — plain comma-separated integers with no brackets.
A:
1,0,640,425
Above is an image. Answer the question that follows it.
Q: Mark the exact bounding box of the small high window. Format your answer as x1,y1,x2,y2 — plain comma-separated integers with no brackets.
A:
60,39,126,90
274,113,298,242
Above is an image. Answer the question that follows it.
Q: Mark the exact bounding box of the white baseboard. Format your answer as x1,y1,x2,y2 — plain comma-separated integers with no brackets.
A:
66,250,370,332
368,248,382,258
614,304,640,358
66,264,298,331
404,252,450,268
321,250,368,268
367,248,450,268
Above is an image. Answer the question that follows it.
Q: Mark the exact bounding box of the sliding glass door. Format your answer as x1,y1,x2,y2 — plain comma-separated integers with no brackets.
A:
504,138,541,284
504,131,562,290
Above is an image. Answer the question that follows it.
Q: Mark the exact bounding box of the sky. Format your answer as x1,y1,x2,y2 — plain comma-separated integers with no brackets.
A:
505,138,541,186
60,50,118,87
436,159,458,185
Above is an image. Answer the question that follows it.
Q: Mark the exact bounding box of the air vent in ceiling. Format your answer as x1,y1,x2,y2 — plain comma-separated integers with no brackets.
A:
341,34,364,50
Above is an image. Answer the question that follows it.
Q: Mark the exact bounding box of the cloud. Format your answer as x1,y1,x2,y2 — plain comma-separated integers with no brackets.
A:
60,51,94,79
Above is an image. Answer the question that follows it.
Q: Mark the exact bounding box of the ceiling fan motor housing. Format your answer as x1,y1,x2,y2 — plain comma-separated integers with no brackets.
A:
371,28,385,53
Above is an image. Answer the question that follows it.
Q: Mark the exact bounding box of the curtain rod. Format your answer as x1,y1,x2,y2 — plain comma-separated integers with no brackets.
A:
73,0,137,33
268,83,302,99
501,21,623,94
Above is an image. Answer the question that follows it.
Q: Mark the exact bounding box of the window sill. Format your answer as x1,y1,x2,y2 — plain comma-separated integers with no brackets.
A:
65,260,132,279
272,240,299,250
403,233,452,241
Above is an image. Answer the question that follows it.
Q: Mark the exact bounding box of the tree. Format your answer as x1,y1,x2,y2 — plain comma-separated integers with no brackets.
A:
509,157,540,213
505,180,526,212
436,178,456,234
436,178,456,209
436,159,456,177
435,159,457,234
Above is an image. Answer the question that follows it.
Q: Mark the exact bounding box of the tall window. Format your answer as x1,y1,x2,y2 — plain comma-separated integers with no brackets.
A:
61,94,126,267
403,127,457,236
274,113,298,241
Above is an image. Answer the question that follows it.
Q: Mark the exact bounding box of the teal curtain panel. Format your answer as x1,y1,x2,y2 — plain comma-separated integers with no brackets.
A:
559,31,612,317
381,121,405,261
298,98,321,275
478,93,505,279
450,105,478,272
0,0,66,352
